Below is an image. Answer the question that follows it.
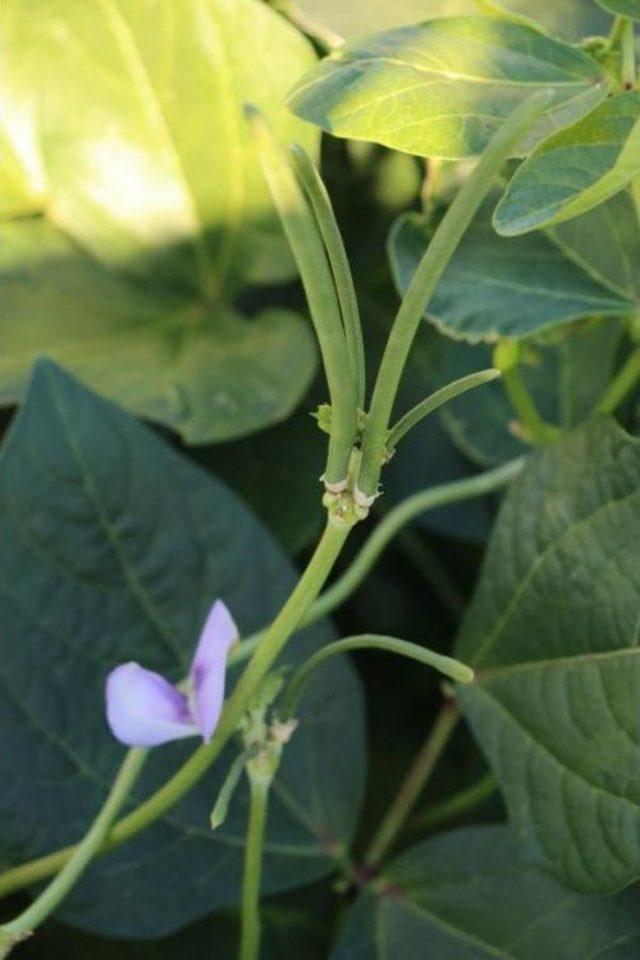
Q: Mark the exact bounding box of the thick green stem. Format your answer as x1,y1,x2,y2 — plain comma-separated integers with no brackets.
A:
410,772,497,834
364,702,459,869
239,775,270,960
595,348,640,414
249,108,357,486
0,464,520,901
279,635,473,721
0,748,147,952
290,144,366,409
357,92,550,499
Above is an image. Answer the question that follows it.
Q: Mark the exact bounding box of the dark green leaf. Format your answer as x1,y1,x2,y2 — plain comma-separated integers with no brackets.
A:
495,92,640,235
192,411,325,554
414,322,625,466
549,190,640,302
288,18,608,161
457,419,640,892
331,826,640,958
1,0,318,292
389,200,633,341
596,0,640,18
0,361,365,936
0,219,317,443
16,883,336,960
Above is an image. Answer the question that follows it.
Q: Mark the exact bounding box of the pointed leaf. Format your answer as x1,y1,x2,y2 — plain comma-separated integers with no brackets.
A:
456,419,640,892
0,362,365,936
495,92,640,235
330,827,640,959
389,199,634,341
288,18,608,161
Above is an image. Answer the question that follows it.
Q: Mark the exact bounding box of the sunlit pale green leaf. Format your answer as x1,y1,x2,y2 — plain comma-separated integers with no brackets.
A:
457,419,640,893
495,92,640,235
296,0,608,41
0,362,365,937
389,199,633,341
0,219,317,443
288,18,608,161
1,0,318,293
330,826,640,958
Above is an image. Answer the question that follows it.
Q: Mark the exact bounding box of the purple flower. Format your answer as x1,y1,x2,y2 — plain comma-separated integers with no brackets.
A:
106,601,238,747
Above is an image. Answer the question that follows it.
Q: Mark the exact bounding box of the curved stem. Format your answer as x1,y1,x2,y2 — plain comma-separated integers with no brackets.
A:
0,522,349,904
290,144,366,409
364,702,459,869
595,348,640,414
279,635,473,721
357,92,550,499
310,458,523,624
0,748,147,949
248,108,357,486
387,369,500,451
239,775,270,960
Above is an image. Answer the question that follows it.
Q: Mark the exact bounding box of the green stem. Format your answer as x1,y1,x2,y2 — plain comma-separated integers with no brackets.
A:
0,748,147,950
224,459,521,670
0,464,520,901
279,635,473,720
290,144,366,409
364,702,459,869
621,18,637,89
248,108,357,486
595,348,640,414
494,341,559,444
239,775,270,960
386,368,500,451
357,92,550,499
410,772,497,834
310,458,523,624
0,522,349,903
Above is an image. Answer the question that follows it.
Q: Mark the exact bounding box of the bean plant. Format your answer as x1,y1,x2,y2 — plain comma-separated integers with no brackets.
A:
1,0,640,958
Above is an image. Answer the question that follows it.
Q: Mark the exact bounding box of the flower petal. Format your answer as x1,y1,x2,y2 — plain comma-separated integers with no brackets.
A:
106,662,197,747
190,600,239,741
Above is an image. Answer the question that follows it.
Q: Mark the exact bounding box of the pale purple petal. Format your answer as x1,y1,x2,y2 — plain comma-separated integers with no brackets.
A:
190,600,238,741
106,662,197,747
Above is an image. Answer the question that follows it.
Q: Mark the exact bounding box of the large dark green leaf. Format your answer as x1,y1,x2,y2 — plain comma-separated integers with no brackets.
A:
0,219,317,443
288,18,608,161
16,883,336,960
495,92,640,235
389,200,633,341
0,361,365,937
296,0,608,41
456,419,640,893
0,0,318,292
330,826,640,959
